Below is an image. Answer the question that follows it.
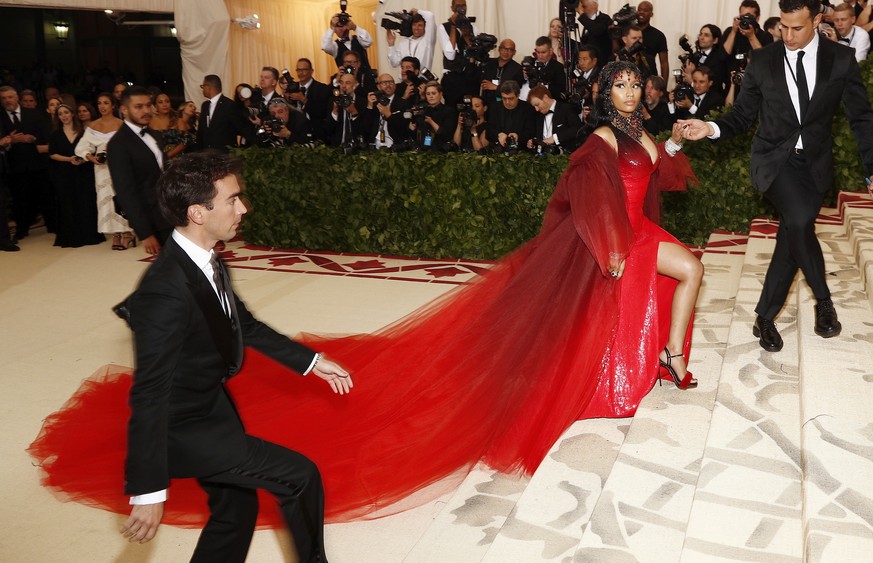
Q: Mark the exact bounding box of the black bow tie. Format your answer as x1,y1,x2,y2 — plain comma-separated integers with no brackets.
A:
839,37,851,44
139,128,148,137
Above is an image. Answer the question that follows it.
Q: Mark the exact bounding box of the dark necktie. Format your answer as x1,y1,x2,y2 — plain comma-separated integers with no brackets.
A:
694,95,702,107
210,253,230,317
205,100,212,126
796,50,809,120
10,111,20,126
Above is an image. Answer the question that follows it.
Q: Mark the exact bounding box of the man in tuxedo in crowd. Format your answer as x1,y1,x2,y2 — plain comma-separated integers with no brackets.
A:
480,39,524,107
672,65,725,120
826,2,871,61
285,58,332,143
324,72,374,147
695,24,730,95
529,36,567,101
108,85,171,256
0,134,18,251
526,85,584,153
197,75,256,152
249,66,280,120
119,151,351,563
577,0,614,66
487,80,536,150
681,0,873,351
367,73,411,149
0,85,54,240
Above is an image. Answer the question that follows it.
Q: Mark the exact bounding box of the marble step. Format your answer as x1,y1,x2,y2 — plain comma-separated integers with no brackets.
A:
567,235,748,562
795,211,873,561
838,193,873,313
681,220,805,562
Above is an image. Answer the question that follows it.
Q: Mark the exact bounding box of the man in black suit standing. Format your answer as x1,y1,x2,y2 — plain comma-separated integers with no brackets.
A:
480,39,524,107
197,75,255,152
526,85,584,153
0,85,53,240
324,72,373,147
108,86,171,256
119,151,351,562
682,0,873,351
249,66,280,120
530,36,567,101
366,73,411,149
285,58,333,142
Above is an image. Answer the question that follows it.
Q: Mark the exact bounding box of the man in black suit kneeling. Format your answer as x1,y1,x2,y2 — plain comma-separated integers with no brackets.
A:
120,151,352,562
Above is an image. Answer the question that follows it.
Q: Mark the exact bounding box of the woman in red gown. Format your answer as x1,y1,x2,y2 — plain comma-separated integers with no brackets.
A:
28,62,702,528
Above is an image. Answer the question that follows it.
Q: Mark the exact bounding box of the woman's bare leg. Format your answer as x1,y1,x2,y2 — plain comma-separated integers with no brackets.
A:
656,242,704,382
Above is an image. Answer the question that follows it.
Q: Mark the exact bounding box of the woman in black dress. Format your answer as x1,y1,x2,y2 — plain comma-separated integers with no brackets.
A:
48,104,103,248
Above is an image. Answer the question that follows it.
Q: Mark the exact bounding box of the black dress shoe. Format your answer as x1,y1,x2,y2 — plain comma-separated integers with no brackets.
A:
753,316,783,352
814,298,842,338
112,300,132,328
0,239,20,252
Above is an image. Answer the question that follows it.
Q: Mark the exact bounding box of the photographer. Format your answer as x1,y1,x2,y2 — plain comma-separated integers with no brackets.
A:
614,26,656,81
694,24,729,96
367,73,411,149
398,56,426,102
438,0,482,105
826,2,870,61
386,9,437,71
337,51,377,97
284,58,333,143
671,65,724,120
322,2,374,71
486,80,536,151
574,45,600,122
408,81,456,151
577,0,614,65
452,95,489,151
642,75,674,135
526,36,567,100
721,1,772,63
250,67,280,119
526,85,584,153
324,72,373,147
257,98,310,147
480,39,524,107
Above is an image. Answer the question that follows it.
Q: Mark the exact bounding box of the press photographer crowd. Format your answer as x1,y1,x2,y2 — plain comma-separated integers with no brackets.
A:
3,0,873,251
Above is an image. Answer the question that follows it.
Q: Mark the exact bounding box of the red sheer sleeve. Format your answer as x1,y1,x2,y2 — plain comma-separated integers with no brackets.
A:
543,135,635,277
643,143,699,224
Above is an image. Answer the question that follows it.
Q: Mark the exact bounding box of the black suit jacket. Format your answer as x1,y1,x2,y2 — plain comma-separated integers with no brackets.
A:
250,89,279,120
677,89,725,121
324,96,375,147
197,95,255,151
0,106,50,172
300,79,333,142
533,101,584,150
367,93,411,145
487,102,537,147
538,59,567,100
480,58,525,106
107,124,171,240
715,38,873,193
125,236,317,494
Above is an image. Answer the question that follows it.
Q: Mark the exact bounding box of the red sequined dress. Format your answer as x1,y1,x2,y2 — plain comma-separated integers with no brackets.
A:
28,126,696,528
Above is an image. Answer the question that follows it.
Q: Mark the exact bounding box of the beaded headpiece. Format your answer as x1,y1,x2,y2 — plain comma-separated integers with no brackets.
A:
597,61,644,141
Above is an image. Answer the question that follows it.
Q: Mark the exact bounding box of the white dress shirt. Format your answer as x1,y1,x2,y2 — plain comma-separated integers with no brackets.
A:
321,28,373,57
840,24,871,61
387,10,437,70
123,120,163,168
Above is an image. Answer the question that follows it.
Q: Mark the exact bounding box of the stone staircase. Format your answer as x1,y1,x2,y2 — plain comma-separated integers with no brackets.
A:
333,193,873,563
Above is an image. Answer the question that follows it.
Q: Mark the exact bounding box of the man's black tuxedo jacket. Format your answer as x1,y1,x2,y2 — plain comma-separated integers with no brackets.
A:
716,38,873,194
324,96,375,147
197,95,255,151
301,79,333,142
250,89,279,120
107,124,171,240
533,100,584,150
0,107,50,173
538,59,567,101
480,59,524,106
487,103,537,147
366,94,411,144
125,236,317,495
676,89,725,121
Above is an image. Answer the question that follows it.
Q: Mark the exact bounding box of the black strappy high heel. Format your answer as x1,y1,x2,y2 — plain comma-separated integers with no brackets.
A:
658,346,697,389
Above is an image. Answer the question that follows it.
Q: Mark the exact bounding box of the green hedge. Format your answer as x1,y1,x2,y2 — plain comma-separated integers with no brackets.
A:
237,60,873,259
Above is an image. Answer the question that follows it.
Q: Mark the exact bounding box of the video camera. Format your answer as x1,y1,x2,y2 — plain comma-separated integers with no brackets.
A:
464,33,498,65
337,0,351,27
454,4,476,32
381,10,414,37
611,4,638,40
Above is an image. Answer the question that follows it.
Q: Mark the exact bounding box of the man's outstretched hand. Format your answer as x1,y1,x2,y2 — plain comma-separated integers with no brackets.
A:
122,502,164,543
677,119,714,141
313,357,353,395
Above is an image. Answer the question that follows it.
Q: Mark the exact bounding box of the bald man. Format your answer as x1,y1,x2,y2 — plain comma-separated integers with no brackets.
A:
480,38,524,106
637,1,670,83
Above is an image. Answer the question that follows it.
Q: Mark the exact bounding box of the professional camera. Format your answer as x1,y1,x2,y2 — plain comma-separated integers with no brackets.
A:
610,4,638,39
677,35,703,67
256,118,285,144
341,65,356,76
456,96,477,128
381,10,414,37
281,69,302,94
732,53,747,85
464,33,498,65
376,93,391,107
615,40,645,61
332,88,354,110
532,138,562,156
571,73,594,104
674,81,694,102
337,0,351,26
404,100,430,128
738,13,756,30
454,4,476,31
95,152,107,164
522,56,546,87
504,135,520,155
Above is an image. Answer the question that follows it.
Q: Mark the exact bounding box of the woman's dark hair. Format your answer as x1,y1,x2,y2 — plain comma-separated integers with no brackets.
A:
778,0,821,15
78,101,97,122
592,60,643,128
158,151,242,227
96,92,116,107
